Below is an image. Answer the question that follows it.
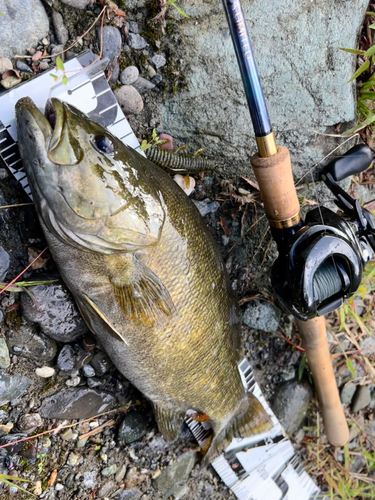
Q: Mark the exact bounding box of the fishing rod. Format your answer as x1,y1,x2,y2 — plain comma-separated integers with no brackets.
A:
223,0,375,446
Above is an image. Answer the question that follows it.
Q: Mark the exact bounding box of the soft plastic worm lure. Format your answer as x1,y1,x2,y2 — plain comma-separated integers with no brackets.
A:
145,146,216,173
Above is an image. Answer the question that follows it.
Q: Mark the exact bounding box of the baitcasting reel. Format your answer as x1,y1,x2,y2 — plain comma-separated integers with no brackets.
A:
272,144,375,321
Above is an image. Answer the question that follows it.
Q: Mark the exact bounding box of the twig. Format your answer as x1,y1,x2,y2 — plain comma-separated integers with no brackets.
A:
78,419,116,440
275,330,305,352
248,227,270,267
0,203,34,209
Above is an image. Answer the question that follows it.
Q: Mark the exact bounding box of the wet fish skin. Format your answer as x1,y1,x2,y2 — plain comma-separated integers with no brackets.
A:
16,97,271,459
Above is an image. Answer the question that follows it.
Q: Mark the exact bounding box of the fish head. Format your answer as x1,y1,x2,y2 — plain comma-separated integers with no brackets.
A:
15,97,165,254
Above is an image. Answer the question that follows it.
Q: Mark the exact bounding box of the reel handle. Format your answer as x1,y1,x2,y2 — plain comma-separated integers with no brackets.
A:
295,317,349,446
322,144,372,182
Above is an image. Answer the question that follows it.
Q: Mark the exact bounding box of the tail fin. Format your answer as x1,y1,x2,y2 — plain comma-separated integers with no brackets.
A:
202,392,272,463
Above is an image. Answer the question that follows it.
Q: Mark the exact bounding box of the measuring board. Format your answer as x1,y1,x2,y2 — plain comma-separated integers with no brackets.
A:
0,50,327,500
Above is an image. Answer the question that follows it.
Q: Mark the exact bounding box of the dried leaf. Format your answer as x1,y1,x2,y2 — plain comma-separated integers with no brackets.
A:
28,247,50,270
32,50,43,62
241,177,260,191
220,218,229,236
1,69,20,80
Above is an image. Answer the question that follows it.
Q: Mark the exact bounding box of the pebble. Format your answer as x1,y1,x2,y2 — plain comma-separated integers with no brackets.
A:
16,61,33,74
158,133,173,150
352,385,371,412
114,85,144,115
97,26,122,66
115,463,127,483
193,198,220,217
173,174,196,196
0,57,13,75
101,464,118,477
7,323,57,362
51,44,65,62
1,75,22,90
147,66,156,78
271,379,313,434
82,365,95,378
128,33,148,50
87,377,103,389
0,433,27,455
118,411,149,445
55,484,64,491
39,387,116,419
0,248,8,281
66,376,81,387
120,66,139,85
57,345,76,372
35,366,56,378
21,283,88,342
18,413,43,432
61,428,76,441
151,74,162,85
132,76,155,94
67,452,79,466
0,338,10,369
110,61,120,83
153,452,197,494
116,488,142,499
91,352,112,376
82,471,97,489
59,0,92,8
128,21,140,34
242,300,281,332
76,436,89,448
340,380,357,405
125,467,146,488
151,54,167,68
52,11,69,45
39,61,50,71
98,479,116,497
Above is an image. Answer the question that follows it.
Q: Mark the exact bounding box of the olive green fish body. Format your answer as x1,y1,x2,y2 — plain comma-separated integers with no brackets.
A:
16,98,270,458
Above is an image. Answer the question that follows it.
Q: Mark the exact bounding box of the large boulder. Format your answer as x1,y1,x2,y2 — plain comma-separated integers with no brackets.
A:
160,0,368,176
0,0,49,59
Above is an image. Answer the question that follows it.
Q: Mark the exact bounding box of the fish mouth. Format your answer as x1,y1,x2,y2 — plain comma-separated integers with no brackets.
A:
16,97,55,148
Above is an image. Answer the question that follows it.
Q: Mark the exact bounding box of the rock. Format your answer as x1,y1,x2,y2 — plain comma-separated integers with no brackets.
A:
0,57,12,75
128,21,140,34
87,377,103,389
35,366,55,378
82,365,95,378
18,413,43,432
61,428,76,441
91,352,112,376
115,489,141,500
115,463,127,483
151,74,162,85
67,452,79,466
21,283,89,342
0,433,26,455
128,33,147,50
359,336,375,356
151,54,166,69
160,0,369,181
7,323,57,362
115,85,144,115
242,300,281,332
59,0,92,8
0,247,9,281
193,198,220,217
39,61,50,71
16,61,33,74
52,11,69,45
158,133,173,150
0,338,10,369
97,26,121,66
153,452,197,494
132,76,155,94
98,479,116,497
66,376,81,387
125,467,146,488
0,0,49,59
352,385,371,412
147,66,156,78
57,345,75,372
101,464,118,477
51,44,65,62
82,471,97,489
341,380,357,405
271,380,313,434
0,75,21,89
168,483,189,499
110,61,120,83
120,66,139,85
40,387,116,419
118,411,149,445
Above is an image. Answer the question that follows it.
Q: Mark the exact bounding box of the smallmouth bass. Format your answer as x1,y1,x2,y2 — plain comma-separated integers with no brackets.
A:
16,97,271,459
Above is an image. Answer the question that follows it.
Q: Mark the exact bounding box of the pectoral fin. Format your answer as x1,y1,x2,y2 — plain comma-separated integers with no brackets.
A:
78,292,128,345
152,402,185,441
109,258,175,327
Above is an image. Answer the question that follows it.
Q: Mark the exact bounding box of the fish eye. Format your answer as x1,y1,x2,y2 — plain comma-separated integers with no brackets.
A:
94,135,114,154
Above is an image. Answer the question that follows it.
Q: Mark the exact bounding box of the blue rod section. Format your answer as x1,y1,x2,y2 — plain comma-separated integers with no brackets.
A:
222,0,272,137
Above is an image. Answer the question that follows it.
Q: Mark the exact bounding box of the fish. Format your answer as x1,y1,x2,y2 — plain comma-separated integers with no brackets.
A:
15,97,271,460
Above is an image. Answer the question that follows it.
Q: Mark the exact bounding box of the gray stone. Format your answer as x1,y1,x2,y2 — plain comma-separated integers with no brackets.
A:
153,452,197,493
59,0,92,8
118,411,149,445
0,76,21,89
7,323,57,362
21,283,89,342
115,489,141,500
82,471,97,489
0,433,26,455
152,74,162,85
97,26,122,65
359,336,375,356
18,413,43,432
193,198,220,217
87,377,103,389
110,61,120,83
51,44,64,63
0,57,12,75
0,0,49,59
128,33,147,50
132,76,155,94
16,61,33,74
271,380,313,434
101,464,117,477
120,66,139,85
67,452,79,466
98,479,116,497
39,61,50,71
115,463,127,483
151,54,166,69
0,247,10,281
0,338,10,369
82,365,95,378
167,483,189,500
340,381,357,405
66,376,81,387
242,300,281,332
147,66,157,78
57,345,75,372
159,0,369,179
0,373,30,406
352,385,371,412
128,21,140,34
91,352,112,376
40,388,116,419
52,11,69,45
